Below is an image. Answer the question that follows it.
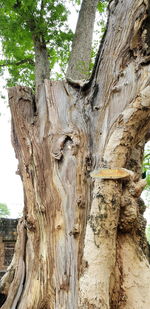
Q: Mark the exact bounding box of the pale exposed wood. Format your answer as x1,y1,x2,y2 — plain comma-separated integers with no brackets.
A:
2,0,150,308
6,81,91,308
79,0,150,307
119,235,150,309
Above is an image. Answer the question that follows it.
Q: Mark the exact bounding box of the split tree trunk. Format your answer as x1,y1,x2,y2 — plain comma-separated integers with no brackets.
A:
1,0,150,308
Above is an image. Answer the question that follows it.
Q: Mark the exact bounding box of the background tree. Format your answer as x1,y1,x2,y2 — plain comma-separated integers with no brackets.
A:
146,224,150,243
1,0,150,308
0,0,73,88
0,203,10,218
66,0,99,79
0,0,106,89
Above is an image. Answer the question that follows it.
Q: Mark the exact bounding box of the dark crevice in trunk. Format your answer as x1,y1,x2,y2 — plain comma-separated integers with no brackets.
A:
0,294,7,308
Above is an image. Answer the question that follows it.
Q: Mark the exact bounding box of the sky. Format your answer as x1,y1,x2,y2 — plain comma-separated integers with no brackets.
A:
0,86,24,218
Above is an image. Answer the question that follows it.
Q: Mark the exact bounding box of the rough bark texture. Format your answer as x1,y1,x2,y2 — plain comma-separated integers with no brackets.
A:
1,0,150,308
66,0,98,80
33,36,50,94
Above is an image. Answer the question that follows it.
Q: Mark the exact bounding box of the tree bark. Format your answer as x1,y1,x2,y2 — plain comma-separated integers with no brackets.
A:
33,35,50,94
66,0,98,80
1,0,150,308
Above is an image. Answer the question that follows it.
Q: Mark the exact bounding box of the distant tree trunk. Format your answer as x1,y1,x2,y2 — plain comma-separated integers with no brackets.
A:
1,0,150,308
66,0,98,79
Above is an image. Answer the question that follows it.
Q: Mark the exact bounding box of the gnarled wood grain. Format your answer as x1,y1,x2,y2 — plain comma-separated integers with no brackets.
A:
1,0,150,308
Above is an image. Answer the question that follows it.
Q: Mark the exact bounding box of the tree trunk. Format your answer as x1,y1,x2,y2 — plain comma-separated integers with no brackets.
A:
33,35,50,94
66,0,98,80
1,0,150,308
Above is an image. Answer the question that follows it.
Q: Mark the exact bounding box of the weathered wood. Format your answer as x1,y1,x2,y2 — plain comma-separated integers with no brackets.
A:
1,0,150,308
4,81,91,308
79,0,150,307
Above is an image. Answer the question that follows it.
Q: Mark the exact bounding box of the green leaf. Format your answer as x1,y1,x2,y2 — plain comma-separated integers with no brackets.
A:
0,0,74,86
0,203,10,218
146,173,150,186
97,1,107,13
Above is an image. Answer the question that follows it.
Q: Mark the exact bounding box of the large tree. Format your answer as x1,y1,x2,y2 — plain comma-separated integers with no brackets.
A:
1,0,150,308
0,0,101,88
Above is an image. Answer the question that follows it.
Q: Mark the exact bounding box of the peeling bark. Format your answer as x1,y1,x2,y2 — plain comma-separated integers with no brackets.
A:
1,0,150,308
5,82,91,308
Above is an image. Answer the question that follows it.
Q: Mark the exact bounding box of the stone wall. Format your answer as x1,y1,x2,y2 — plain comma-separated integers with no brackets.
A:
0,218,18,279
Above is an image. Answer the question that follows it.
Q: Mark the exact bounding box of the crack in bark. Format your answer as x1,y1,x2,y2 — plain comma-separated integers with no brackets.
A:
3,0,150,307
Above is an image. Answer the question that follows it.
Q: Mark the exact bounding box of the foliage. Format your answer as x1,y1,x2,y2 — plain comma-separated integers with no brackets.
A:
89,1,108,74
0,203,10,217
0,0,109,87
142,142,150,243
0,0,73,87
142,143,150,189
97,0,108,13
146,224,150,244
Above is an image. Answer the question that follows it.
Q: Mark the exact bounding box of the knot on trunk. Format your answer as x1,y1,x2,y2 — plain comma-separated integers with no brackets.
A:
119,177,147,232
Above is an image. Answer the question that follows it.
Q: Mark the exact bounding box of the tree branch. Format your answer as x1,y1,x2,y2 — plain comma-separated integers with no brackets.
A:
40,0,45,12
0,59,34,67
40,0,46,17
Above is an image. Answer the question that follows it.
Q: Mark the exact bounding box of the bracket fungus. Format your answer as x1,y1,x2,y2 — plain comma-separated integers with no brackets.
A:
90,168,132,180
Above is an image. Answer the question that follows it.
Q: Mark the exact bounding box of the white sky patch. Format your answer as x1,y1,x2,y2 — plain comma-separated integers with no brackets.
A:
142,141,150,225
67,2,79,32
0,84,24,218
